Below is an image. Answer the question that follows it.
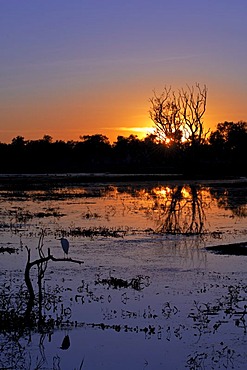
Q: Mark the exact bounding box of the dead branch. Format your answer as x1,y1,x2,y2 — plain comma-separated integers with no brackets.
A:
149,87,183,146
179,83,208,146
24,245,83,324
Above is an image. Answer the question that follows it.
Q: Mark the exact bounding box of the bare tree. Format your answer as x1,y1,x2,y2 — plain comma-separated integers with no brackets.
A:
149,87,183,147
179,83,209,146
150,83,208,147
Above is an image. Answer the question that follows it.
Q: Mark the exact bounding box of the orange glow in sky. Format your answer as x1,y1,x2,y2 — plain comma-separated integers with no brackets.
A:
0,1,247,144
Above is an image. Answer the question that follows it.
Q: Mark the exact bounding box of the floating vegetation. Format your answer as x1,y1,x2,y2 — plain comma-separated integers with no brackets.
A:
0,222,11,229
8,207,33,224
34,210,65,218
6,207,65,227
188,282,247,337
186,343,236,370
1,272,247,369
95,275,150,291
66,226,127,238
0,246,17,254
81,207,101,219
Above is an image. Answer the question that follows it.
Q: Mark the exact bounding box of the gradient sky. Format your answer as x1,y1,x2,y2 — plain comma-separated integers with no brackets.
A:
1,0,247,143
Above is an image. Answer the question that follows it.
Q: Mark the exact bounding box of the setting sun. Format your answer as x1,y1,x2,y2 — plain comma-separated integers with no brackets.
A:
1,1,247,367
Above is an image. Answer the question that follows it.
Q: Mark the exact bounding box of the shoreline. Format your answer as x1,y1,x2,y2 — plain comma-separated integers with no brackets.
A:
0,172,246,186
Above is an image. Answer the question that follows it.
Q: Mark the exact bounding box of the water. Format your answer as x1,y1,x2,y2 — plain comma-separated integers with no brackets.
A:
0,177,247,369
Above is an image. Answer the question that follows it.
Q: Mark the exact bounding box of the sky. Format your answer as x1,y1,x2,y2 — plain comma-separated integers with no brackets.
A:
1,0,247,144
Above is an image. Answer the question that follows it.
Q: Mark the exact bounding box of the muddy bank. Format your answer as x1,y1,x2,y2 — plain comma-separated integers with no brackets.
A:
206,241,247,255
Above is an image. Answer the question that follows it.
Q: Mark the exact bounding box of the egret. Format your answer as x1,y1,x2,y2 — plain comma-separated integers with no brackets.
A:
60,237,69,258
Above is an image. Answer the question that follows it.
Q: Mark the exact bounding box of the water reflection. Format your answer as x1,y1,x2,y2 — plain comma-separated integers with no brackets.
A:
150,185,208,234
210,185,247,218
60,334,70,350
113,182,247,234
1,182,247,238
1,180,247,369
114,184,209,234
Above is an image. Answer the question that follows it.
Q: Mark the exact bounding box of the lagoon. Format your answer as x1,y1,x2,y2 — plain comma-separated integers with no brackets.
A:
0,176,247,369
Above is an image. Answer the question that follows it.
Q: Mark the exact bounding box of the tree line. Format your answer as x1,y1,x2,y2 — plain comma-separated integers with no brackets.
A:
0,122,246,176
0,84,246,176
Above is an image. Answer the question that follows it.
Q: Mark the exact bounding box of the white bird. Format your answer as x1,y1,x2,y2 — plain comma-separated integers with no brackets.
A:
60,237,69,258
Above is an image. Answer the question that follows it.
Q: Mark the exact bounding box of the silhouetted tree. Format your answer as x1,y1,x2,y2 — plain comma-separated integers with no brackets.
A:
11,135,26,147
25,137,54,172
113,135,143,170
8,136,28,172
209,121,247,151
42,134,53,143
76,134,112,170
209,121,247,175
149,87,183,147
113,135,132,164
0,119,246,175
79,134,110,146
143,133,167,169
179,84,208,147
0,142,9,171
150,84,208,148
51,139,73,171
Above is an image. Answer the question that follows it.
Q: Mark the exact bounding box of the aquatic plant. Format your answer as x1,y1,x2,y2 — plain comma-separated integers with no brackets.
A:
95,274,150,291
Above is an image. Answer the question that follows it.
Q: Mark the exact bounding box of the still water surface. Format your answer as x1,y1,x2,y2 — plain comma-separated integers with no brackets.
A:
0,178,247,369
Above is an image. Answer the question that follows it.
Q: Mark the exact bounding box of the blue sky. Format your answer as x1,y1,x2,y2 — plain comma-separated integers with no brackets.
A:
0,0,247,142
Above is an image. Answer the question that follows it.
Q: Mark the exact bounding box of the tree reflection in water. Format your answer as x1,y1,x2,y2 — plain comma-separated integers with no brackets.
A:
1,180,247,369
151,185,208,235
210,185,247,218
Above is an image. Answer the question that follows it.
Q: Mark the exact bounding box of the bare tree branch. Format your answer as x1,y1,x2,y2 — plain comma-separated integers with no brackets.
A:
24,240,83,324
150,83,209,147
179,83,208,146
149,87,183,146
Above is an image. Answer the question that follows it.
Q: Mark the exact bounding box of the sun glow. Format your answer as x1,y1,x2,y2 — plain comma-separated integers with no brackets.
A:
118,126,155,139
